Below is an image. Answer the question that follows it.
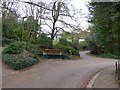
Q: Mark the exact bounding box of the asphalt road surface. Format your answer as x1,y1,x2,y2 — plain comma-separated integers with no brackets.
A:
2,51,117,88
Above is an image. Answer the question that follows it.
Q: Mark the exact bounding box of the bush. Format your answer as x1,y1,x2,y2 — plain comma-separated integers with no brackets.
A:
98,53,119,59
2,51,39,70
27,43,43,56
87,38,104,54
30,49,43,56
3,41,25,54
77,41,88,51
70,48,80,56
53,43,79,56
59,38,72,46
38,33,52,48
2,37,15,46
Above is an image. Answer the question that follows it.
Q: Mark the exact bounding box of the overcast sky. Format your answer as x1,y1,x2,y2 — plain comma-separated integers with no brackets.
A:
70,0,91,29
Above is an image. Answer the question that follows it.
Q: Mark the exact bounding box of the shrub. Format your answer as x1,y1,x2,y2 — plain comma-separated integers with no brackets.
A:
53,43,79,56
53,43,70,52
30,49,43,56
3,41,25,54
53,40,59,46
38,33,52,48
77,41,88,51
98,53,119,59
87,38,104,54
27,43,43,56
59,38,72,46
2,41,40,70
2,51,39,70
2,37,15,46
70,48,80,56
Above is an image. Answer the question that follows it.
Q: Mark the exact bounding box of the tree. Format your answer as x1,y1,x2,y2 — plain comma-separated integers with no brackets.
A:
13,0,82,43
23,16,39,43
88,2,120,56
1,0,83,48
51,1,61,41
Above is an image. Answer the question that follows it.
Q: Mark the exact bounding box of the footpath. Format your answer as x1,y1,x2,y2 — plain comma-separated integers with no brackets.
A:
93,66,119,88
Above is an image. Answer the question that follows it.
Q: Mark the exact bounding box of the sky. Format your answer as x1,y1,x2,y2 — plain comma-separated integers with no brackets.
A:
70,0,91,29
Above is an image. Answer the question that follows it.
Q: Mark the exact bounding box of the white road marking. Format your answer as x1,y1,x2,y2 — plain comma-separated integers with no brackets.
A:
86,67,107,88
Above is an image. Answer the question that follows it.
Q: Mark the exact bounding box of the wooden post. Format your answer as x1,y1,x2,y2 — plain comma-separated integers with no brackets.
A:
118,61,120,80
115,62,118,73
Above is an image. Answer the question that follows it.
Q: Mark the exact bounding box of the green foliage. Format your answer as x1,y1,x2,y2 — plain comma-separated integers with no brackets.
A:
23,16,39,44
31,49,43,56
97,53,119,59
27,43,43,56
2,15,24,44
61,32,90,51
38,33,52,48
59,38,72,46
2,15,39,46
3,41,25,54
2,41,40,70
24,16,38,32
2,51,38,70
53,38,80,56
88,2,120,56
69,48,80,56
78,41,88,51
54,43,70,52
53,40,59,46
86,36,104,54
2,37,16,46
53,43,79,56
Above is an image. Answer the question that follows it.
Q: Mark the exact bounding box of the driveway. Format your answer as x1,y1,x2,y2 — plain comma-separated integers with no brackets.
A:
2,51,117,88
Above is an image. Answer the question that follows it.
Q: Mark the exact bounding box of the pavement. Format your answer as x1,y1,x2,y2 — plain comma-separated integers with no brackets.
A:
2,51,119,88
91,66,119,88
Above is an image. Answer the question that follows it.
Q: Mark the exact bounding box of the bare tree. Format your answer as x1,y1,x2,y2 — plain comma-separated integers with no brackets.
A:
1,0,82,43
51,1,61,41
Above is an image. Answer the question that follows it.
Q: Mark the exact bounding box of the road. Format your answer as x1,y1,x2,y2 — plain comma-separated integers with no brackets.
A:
2,51,117,88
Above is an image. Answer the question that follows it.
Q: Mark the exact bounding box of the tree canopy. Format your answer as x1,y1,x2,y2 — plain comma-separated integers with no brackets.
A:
88,2,120,58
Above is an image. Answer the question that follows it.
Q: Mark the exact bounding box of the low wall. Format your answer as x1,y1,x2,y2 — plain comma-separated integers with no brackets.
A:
41,49,68,59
